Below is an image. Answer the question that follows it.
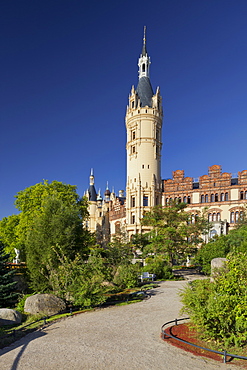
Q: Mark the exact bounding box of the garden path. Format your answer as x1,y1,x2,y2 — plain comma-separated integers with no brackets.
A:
0,277,243,370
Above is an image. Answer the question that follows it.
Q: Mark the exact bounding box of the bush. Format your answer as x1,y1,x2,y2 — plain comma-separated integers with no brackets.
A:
143,255,173,280
180,252,247,347
113,264,139,289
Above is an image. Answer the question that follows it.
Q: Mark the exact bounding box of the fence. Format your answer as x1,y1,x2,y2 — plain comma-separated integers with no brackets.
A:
161,317,247,364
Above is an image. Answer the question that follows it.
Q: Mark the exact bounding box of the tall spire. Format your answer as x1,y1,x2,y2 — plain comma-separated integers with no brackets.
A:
142,26,147,56
137,26,153,107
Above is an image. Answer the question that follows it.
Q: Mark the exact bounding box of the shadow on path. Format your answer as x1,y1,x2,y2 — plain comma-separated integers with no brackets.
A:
0,329,47,369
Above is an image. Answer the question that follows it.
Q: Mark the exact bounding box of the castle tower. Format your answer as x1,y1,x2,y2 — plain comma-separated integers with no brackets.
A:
125,28,163,237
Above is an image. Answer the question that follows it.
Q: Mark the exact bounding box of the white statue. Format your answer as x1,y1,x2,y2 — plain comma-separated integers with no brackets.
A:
13,248,20,264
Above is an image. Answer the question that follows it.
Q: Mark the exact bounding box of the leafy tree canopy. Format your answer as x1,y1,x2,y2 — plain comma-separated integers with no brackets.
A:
141,203,208,265
195,224,247,274
0,214,20,259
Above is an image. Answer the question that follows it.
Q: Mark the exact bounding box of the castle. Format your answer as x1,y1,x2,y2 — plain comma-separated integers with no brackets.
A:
85,31,247,245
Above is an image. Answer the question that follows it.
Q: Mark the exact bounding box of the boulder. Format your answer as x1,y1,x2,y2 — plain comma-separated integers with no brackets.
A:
0,309,22,326
24,294,66,316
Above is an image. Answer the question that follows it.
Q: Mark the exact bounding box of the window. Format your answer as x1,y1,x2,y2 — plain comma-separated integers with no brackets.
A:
156,129,159,141
215,193,218,202
132,101,135,108
245,191,247,200
208,213,212,222
132,131,136,140
240,211,244,220
217,213,221,221
166,198,169,205
131,214,135,224
183,196,187,203
220,193,224,201
131,196,135,208
205,194,208,203
201,195,204,203
213,213,216,221
142,64,145,72
211,194,214,202
132,146,135,154
235,211,239,223
225,192,229,201
143,196,148,207
178,197,181,203
187,196,191,204
230,212,234,223
142,164,144,169
240,191,244,200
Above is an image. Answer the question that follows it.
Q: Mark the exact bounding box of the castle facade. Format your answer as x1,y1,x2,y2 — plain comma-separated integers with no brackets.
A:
86,32,247,244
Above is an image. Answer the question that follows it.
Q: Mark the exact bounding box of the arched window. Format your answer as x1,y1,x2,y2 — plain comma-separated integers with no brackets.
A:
215,193,218,202
225,192,229,201
220,193,224,201
213,213,216,221
183,196,187,203
235,211,239,223
208,213,212,222
240,191,244,200
245,191,247,200
211,194,215,202
230,212,234,223
205,194,208,203
142,64,145,72
201,195,204,203
217,213,221,221
240,211,244,220
187,196,191,204
178,197,181,203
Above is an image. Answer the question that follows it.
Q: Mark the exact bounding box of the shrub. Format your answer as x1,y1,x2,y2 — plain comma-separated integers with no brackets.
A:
113,264,139,289
180,252,247,347
143,255,173,280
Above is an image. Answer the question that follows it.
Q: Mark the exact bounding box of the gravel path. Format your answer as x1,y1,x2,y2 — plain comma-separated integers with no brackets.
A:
0,278,243,370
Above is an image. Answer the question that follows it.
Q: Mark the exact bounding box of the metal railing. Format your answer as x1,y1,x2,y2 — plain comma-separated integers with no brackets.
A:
161,317,247,364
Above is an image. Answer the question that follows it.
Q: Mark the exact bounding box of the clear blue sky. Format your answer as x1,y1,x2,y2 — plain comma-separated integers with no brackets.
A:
1,0,247,220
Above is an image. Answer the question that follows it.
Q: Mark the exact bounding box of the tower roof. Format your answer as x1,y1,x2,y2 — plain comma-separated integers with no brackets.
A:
136,76,154,107
88,184,97,201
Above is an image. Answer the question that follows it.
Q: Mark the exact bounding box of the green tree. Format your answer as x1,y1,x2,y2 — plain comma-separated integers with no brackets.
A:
195,224,247,274
0,241,18,307
141,203,208,265
25,197,93,292
0,214,20,260
14,180,87,252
